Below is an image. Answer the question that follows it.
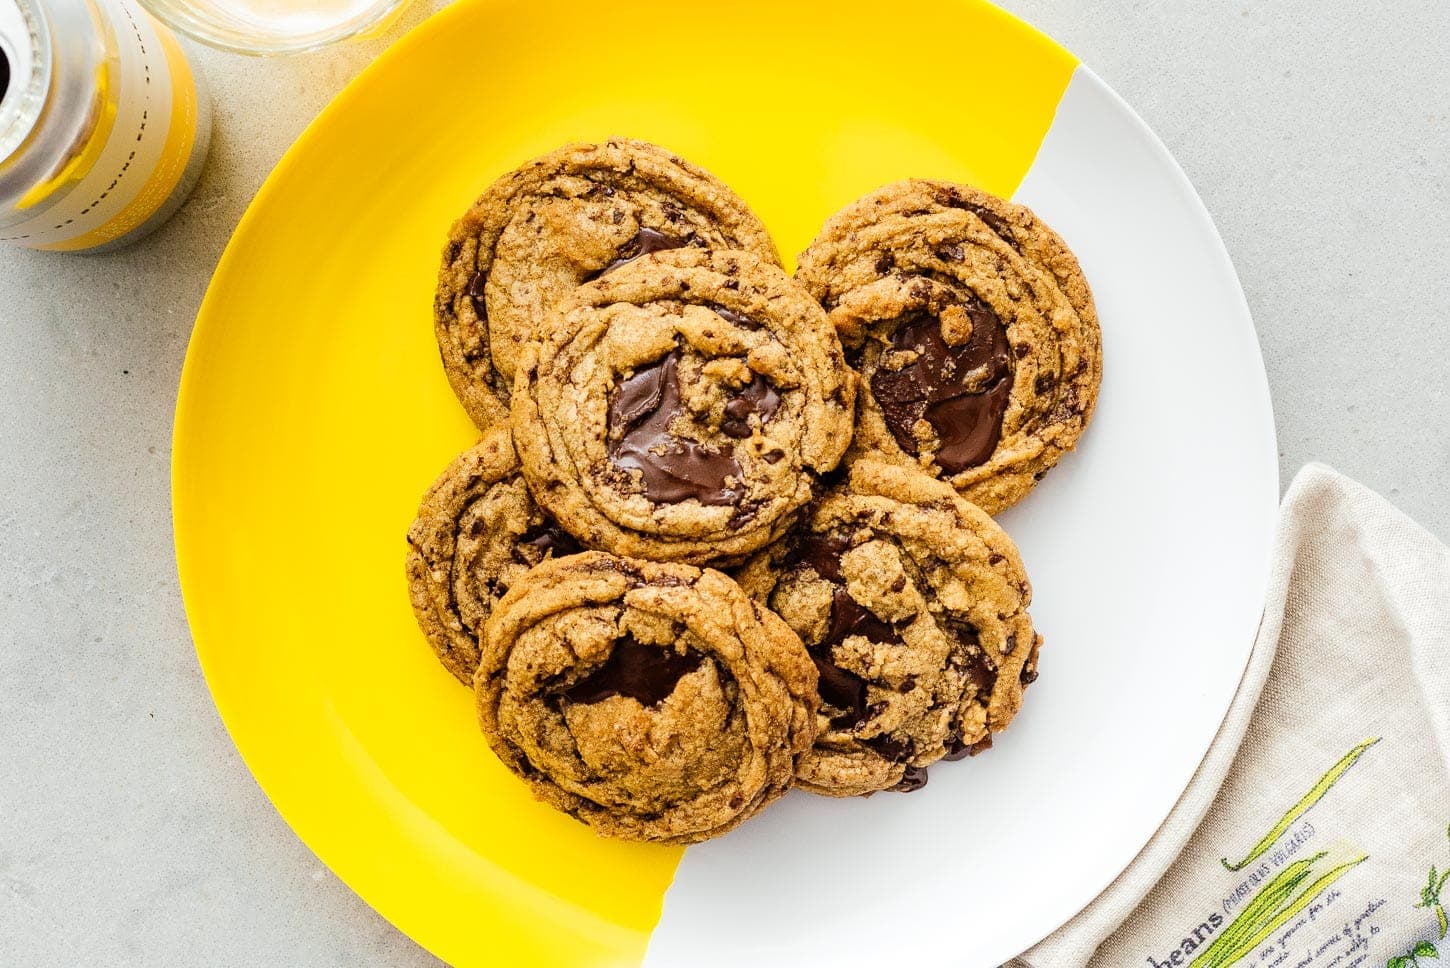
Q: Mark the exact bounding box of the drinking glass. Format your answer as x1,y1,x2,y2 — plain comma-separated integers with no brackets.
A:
137,0,414,54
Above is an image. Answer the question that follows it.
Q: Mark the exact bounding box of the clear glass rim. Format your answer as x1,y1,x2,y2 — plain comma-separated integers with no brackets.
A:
134,0,412,56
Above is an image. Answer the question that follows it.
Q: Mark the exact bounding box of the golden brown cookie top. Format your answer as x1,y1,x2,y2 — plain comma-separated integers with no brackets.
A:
511,247,856,565
435,139,781,428
476,551,818,843
736,459,1041,796
405,427,582,683
796,179,1101,514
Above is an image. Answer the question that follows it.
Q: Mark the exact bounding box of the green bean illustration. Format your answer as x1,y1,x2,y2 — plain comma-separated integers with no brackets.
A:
1189,855,1323,967
1415,825,1450,940
1387,939,1440,968
1200,853,1368,968
1387,824,1450,967
1221,737,1380,872
1417,865,1449,940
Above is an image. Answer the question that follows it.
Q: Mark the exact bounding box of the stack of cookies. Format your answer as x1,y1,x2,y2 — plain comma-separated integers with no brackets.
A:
407,139,1101,844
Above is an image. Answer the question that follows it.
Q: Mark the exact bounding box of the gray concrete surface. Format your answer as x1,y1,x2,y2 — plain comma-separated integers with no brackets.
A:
1,1,1445,964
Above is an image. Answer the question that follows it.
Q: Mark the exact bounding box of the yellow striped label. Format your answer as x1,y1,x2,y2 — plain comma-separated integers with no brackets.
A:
14,59,120,212
41,15,199,251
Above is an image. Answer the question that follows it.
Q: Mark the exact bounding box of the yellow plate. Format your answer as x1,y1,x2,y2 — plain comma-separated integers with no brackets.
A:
174,1,1076,964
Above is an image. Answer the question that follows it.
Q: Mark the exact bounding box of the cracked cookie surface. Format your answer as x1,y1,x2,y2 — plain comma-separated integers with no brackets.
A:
405,427,582,683
476,551,819,843
796,180,1100,514
736,459,1041,796
436,139,780,428
512,248,855,565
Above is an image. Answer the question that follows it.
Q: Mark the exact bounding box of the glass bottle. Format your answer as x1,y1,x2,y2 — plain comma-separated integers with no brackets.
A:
0,0,210,252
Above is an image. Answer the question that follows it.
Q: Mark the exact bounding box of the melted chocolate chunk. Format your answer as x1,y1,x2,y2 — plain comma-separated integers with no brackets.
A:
950,621,980,647
825,589,905,649
612,359,667,426
562,636,704,707
728,499,765,530
518,518,582,557
795,532,851,583
466,270,487,317
966,204,1015,243
795,535,907,647
924,388,1010,471
893,766,929,792
968,205,1015,243
936,191,1019,247
943,732,994,761
863,734,914,763
870,304,1012,473
788,531,909,729
608,350,742,506
590,227,688,279
811,653,870,729
721,373,781,438
957,641,998,700
709,304,764,330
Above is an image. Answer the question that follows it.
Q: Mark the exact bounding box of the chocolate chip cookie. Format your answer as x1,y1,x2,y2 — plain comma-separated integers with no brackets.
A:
476,551,819,843
405,427,582,683
796,180,1101,514
511,248,856,565
436,140,781,428
736,459,1041,796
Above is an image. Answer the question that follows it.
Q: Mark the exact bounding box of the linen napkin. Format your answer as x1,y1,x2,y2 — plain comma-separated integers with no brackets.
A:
1011,463,1450,968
